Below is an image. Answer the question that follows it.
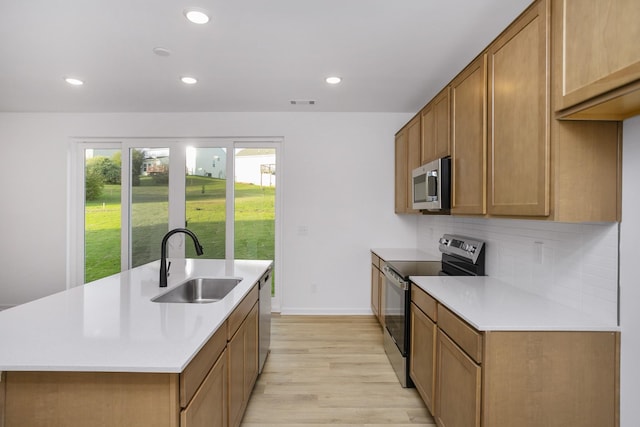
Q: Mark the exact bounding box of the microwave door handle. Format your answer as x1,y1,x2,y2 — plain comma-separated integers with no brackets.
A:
427,174,438,199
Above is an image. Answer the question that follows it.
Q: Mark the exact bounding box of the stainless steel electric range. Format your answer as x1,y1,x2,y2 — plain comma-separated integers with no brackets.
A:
382,234,486,387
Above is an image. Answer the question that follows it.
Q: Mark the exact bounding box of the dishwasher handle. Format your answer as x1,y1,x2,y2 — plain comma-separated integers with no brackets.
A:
259,268,272,289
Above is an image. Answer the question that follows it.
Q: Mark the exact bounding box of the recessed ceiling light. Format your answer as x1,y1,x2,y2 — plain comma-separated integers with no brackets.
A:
184,8,210,24
64,77,84,86
181,76,198,85
152,47,171,57
325,76,342,85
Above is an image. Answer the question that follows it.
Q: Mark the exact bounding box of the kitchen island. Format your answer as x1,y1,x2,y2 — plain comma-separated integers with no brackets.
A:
0,258,273,427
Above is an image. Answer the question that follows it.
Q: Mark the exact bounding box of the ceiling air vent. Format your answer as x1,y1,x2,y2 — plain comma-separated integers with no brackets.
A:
290,100,316,105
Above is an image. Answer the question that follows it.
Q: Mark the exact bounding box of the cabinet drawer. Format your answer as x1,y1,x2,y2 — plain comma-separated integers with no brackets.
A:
411,285,437,321
437,305,483,363
371,252,381,269
181,348,227,427
228,284,259,340
180,321,227,408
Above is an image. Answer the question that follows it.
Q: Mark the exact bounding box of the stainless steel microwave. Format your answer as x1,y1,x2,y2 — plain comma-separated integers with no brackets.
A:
412,157,451,211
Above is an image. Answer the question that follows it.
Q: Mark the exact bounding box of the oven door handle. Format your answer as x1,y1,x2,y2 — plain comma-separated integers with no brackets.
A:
383,265,409,291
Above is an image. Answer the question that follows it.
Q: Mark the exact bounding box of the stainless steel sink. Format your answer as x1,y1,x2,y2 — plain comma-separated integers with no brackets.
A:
152,277,242,303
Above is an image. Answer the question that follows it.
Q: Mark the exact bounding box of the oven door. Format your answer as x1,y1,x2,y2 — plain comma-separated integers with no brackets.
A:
383,265,409,356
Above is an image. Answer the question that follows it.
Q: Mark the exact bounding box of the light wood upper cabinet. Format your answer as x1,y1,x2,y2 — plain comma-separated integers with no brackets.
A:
554,0,640,120
393,0,622,222
394,115,420,215
451,55,487,215
487,0,550,217
407,114,422,181
421,88,451,164
394,128,409,214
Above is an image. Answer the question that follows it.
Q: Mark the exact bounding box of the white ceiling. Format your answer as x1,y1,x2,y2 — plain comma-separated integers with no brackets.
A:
0,0,532,113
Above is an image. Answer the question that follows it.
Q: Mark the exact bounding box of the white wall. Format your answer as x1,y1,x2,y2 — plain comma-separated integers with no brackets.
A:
620,115,640,427
0,112,418,314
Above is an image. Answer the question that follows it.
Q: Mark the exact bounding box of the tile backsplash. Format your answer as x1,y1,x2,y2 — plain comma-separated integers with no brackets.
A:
417,216,619,324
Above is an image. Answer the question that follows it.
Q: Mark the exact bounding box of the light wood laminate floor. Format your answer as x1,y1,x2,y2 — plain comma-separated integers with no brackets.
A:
241,315,435,427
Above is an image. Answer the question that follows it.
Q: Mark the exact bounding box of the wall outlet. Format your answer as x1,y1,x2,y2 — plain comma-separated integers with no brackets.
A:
310,283,317,293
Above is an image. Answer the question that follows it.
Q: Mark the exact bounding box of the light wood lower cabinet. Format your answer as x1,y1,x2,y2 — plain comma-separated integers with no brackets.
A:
181,349,227,427
2,284,262,427
228,301,259,427
410,285,620,427
371,253,381,321
4,371,181,427
482,331,620,427
435,331,481,427
378,268,385,327
370,252,386,326
409,302,437,414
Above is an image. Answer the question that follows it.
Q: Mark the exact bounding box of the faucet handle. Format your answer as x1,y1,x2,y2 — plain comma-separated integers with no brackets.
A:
167,261,171,276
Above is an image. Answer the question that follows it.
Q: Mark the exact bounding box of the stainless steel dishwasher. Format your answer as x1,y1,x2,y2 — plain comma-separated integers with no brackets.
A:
258,266,272,373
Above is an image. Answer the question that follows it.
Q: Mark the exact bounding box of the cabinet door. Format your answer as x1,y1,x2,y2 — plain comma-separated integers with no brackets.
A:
0,371,5,427
244,302,259,401
451,55,487,215
228,302,259,427
487,0,550,217
181,350,227,427
409,303,437,415
407,115,422,177
394,129,409,213
228,321,245,427
433,88,451,160
435,331,481,427
371,264,380,320
555,0,640,113
421,104,435,164
421,88,451,163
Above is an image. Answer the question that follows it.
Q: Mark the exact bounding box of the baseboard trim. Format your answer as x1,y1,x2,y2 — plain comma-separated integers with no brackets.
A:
280,307,373,316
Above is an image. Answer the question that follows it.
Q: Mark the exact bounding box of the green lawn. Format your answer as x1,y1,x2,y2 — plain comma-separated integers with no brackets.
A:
85,176,275,283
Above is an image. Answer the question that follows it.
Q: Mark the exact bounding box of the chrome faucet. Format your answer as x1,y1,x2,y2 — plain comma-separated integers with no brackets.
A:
159,228,204,287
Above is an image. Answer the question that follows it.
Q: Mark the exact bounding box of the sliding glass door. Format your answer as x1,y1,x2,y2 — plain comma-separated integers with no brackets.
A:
75,139,280,302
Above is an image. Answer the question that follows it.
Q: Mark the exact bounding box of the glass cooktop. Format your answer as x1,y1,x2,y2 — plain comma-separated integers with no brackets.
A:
385,260,443,279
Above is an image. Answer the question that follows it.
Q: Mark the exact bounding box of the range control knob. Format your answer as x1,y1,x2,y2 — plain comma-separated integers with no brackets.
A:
439,238,450,246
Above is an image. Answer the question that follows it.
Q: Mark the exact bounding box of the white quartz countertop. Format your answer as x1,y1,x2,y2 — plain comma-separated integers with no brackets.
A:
0,259,272,373
411,276,618,332
371,248,440,262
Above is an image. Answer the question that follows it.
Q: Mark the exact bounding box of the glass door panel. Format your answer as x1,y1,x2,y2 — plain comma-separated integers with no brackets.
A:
131,147,170,268
185,147,227,259
234,148,276,264
84,148,122,282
